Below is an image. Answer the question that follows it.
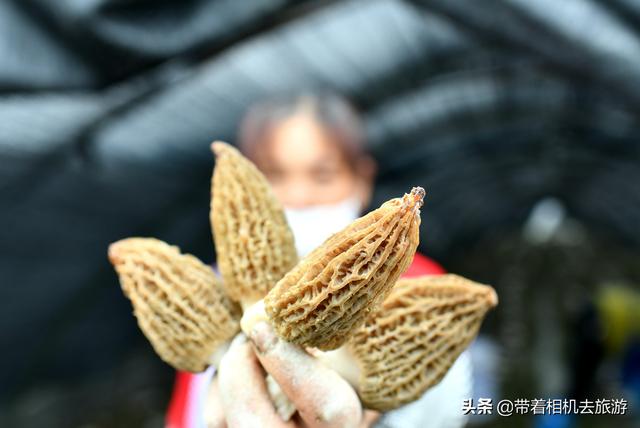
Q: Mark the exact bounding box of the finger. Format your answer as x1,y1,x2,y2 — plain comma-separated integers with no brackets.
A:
249,322,362,428
203,377,226,428
217,334,294,428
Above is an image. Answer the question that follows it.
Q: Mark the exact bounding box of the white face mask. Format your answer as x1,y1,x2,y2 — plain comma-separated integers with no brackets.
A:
284,196,362,258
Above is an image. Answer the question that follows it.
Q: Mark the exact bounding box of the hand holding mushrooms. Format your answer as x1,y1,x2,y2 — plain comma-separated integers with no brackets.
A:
107,141,498,426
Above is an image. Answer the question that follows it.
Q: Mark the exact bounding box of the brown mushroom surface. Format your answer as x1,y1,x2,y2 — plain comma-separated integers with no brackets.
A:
108,237,240,372
349,274,498,410
262,187,425,350
210,141,297,309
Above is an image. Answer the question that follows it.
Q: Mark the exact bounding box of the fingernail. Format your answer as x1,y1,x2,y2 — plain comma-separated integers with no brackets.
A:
249,321,278,354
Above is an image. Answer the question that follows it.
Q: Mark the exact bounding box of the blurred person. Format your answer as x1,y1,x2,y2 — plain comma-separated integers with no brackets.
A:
166,93,472,428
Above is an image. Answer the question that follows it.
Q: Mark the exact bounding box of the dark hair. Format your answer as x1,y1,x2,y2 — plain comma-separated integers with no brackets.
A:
238,92,367,167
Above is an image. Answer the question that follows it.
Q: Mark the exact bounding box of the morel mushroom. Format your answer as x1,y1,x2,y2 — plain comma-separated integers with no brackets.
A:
243,187,425,351
108,238,241,372
210,141,298,310
315,274,498,411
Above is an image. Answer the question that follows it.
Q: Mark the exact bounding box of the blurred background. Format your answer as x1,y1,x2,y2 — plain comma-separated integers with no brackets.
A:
1,0,639,427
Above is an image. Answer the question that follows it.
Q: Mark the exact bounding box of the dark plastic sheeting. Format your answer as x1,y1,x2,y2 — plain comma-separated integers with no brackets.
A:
1,0,639,396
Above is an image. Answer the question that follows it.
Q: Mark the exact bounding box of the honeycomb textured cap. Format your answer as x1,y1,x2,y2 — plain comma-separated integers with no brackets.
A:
349,274,498,411
108,237,241,372
210,141,298,303
264,187,424,350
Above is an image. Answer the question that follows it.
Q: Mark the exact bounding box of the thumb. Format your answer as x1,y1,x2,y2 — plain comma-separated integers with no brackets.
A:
249,322,362,428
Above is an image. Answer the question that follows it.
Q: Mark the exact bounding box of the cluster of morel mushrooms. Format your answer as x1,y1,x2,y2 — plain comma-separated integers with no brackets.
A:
108,142,498,420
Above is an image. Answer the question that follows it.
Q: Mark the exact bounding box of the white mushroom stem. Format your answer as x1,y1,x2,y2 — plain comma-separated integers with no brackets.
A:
239,298,261,313
311,347,361,390
240,299,269,332
200,295,261,370
208,341,230,367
